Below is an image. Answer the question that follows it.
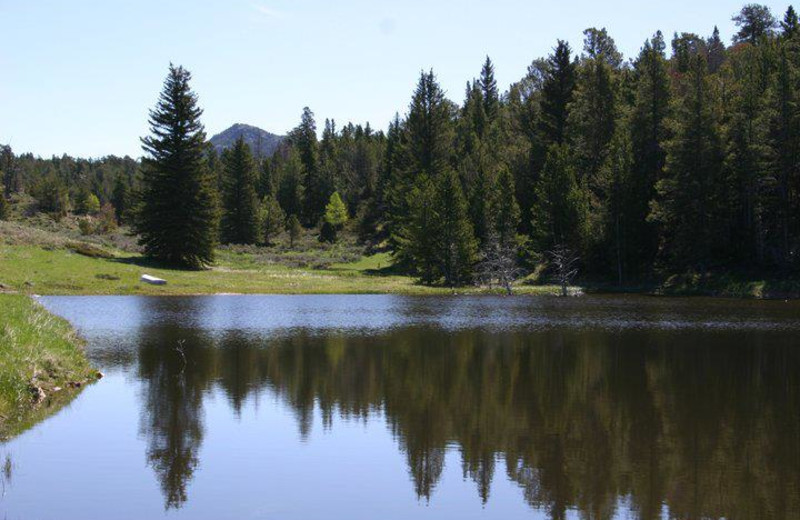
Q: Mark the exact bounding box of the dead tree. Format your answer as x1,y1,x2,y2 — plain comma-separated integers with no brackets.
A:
547,244,579,296
475,235,525,295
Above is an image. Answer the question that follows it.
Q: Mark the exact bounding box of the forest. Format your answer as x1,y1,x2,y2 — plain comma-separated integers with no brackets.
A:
2,4,800,287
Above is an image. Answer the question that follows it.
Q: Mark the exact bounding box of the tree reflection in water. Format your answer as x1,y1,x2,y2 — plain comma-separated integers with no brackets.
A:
132,298,800,517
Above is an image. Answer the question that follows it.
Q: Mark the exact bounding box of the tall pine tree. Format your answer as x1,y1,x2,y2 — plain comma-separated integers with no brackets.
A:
221,136,261,245
629,31,671,272
135,64,219,268
651,54,725,269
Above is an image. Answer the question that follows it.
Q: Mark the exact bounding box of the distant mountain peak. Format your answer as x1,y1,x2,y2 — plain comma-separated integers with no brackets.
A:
209,124,285,158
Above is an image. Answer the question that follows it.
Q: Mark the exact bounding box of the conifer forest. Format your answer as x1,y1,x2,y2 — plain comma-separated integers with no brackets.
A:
3,4,800,286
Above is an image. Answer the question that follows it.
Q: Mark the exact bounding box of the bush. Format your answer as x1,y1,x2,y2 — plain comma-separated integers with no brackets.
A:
78,218,95,236
95,203,118,234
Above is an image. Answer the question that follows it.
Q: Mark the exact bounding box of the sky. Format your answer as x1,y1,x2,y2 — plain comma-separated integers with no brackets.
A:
0,0,792,158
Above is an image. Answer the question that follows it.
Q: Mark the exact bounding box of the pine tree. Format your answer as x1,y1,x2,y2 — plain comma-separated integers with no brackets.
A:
324,191,348,228
781,6,799,39
221,136,261,245
277,148,304,219
456,80,492,245
112,175,129,224
733,4,777,44
286,214,302,248
395,174,439,283
651,54,725,269
388,71,454,264
725,40,773,266
569,30,619,185
629,31,670,272
767,42,800,266
321,191,348,242
292,107,325,226
135,64,218,268
707,27,727,73
531,144,586,253
492,167,521,248
261,195,285,246
478,57,499,124
405,70,454,178
435,169,478,286
258,157,274,199
539,40,577,148
597,128,634,284
0,193,8,220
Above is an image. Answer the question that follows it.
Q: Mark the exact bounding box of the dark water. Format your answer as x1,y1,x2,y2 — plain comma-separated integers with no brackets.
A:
2,295,800,519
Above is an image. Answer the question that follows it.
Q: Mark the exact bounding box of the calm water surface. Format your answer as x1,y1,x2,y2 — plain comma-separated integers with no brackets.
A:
2,294,800,519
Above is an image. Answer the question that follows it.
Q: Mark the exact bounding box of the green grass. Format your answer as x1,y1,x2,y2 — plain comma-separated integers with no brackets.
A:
0,294,98,439
0,220,563,296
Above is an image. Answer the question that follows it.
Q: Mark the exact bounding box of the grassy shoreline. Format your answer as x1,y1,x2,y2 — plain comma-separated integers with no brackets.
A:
1,219,796,299
0,294,98,439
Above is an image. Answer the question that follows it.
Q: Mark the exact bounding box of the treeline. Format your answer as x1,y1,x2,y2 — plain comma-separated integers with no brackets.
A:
6,4,800,284
205,3,800,283
0,146,138,222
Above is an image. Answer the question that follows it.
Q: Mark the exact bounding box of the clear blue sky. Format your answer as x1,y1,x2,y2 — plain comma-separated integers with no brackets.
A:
0,0,791,158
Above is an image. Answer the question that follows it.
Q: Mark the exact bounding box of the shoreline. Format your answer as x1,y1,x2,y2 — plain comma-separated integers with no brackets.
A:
0,294,99,440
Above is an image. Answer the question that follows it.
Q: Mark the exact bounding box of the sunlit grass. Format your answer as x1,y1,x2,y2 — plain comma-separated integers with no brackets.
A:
0,294,97,439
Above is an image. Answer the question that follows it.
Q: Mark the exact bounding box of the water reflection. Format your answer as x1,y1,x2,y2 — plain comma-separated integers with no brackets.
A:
109,296,800,518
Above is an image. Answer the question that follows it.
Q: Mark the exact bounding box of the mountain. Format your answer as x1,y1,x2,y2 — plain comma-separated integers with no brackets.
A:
209,123,285,158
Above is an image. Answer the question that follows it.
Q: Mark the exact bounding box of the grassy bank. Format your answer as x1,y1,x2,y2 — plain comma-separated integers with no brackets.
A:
0,220,562,296
3,219,794,298
0,294,98,439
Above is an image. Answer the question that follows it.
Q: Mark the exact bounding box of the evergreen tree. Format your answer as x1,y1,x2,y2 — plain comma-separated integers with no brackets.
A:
629,31,671,272
258,157,274,199
405,70,454,178
277,148,304,219
725,40,773,265
435,169,478,286
539,40,577,148
112,175,129,224
733,4,777,44
781,6,799,39
321,191,348,242
221,136,261,245
456,80,492,246
531,144,586,253
75,187,100,215
707,27,728,73
286,214,302,248
395,174,439,283
0,193,8,220
324,191,348,228
767,42,800,266
388,71,454,260
597,128,634,283
569,30,619,185
291,107,325,226
492,167,521,248
478,57,499,124
261,195,285,246
651,54,725,269
32,174,69,218
135,64,218,268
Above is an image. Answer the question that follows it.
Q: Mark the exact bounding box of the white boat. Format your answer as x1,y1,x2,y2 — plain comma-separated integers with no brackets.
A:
140,274,167,285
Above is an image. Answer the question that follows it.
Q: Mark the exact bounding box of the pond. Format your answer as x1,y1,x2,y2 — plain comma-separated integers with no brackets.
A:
2,294,799,519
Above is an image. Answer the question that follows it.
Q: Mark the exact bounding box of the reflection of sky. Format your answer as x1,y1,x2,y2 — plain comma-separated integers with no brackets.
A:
0,372,541,520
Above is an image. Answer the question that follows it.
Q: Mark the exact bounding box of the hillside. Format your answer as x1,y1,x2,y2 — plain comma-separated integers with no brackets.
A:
209,123,285,158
